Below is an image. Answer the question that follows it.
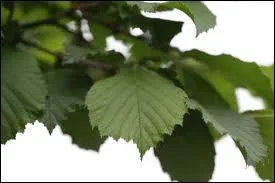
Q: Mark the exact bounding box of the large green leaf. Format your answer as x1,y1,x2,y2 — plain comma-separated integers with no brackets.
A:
1,48,47,143
155,110,215,182
39,69,92,133
186,99,267,165
182,49,274,108
60,107,106,151
126,1,216,35
85,67,188,156
242,110,274,181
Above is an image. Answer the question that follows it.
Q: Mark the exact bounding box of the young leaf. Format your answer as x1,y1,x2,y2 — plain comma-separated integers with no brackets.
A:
182,49,274,108
39,69,92,133
60,106,106,151
155,110,215,182
1,48,47,143
85,67,188,156
242,110,274,181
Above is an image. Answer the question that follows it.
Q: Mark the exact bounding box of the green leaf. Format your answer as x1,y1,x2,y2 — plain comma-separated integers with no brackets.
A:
85,67,188,156
89,22,112,50
182,49,274,108
63,44,92,65
155,110,215,182
60,106,106,151
242,110,274,181
181,62,238,111
186,99,267,165
1,48,47,143
260,64,274,91
63,44,125,66
180,69,230,108
23,25,71,64
39,69,92,133
126,1,216,35
158,68,224,141
119,2,183,48
180,1,216,35
179,69,230,140
115,34,167,62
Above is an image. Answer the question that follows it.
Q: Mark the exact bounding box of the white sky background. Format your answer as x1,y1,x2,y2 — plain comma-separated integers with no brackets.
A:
1,1,274,182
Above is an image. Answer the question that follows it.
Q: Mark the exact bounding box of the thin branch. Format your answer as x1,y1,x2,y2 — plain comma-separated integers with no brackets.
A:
79,60,115,70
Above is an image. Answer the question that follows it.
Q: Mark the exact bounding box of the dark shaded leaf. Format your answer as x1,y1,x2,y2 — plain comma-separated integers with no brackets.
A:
60,106,107,151
155,110,215,182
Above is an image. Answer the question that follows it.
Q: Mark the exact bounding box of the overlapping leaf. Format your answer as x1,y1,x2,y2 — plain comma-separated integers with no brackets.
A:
60,106,106,151
155,110,215,182
118,2,183,49
1,48,47,143
242,110,274,181
182,49,274,108
260,64,274,91
180,69,266,164
85,67,188,156
39,69,92,133
115,34,167,62
63,44,125,66
126,1,216,35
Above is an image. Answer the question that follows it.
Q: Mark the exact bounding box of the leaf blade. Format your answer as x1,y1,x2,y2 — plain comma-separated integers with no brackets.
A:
242,110,274,181
1,48,47,143
85,67,188,156
60,106,106,151
39,69,92,133
155,110,216,181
